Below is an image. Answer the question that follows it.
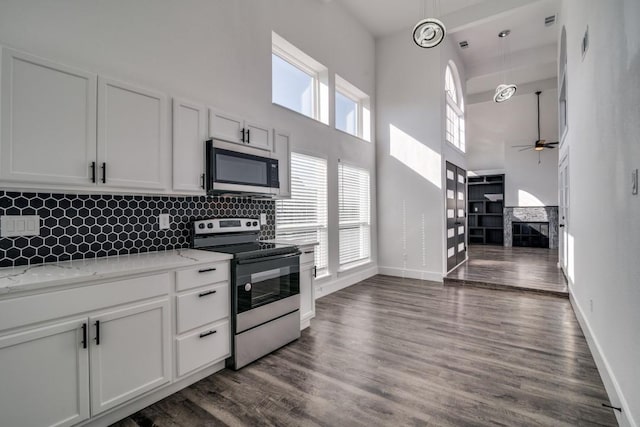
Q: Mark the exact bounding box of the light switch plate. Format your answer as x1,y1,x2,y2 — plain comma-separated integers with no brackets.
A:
632,169,638,195
158,213,170,230
260,213,267,226
1,215,41,237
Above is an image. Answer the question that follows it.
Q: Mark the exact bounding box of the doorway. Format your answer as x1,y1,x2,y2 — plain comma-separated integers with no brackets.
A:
446,161,467,272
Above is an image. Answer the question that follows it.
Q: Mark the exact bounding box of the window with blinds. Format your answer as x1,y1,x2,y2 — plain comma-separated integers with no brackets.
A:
338,163,371,269
276,153,328,276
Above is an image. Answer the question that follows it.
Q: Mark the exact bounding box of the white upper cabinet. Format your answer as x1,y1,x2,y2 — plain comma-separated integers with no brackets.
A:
209,109,272,151
0,48,97,186
172,98,207,194
272,129,291,198
98,77,168,191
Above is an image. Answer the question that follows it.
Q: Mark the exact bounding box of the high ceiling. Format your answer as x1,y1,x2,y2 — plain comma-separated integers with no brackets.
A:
332,0,560,97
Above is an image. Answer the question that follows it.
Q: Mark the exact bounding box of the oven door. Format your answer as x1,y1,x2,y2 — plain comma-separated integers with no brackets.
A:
234,253,300,333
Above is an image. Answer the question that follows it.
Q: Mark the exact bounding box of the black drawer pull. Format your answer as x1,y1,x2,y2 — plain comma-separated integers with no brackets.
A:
81,323,87,349
198,267,217,273
199,330,217,339
303,250,314,254
198,290,217,298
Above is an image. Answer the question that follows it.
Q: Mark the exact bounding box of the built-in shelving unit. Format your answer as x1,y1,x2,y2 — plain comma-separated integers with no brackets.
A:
468,174,505,245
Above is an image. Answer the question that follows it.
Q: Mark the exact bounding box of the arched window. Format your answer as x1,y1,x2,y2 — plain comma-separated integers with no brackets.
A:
445,62,465,152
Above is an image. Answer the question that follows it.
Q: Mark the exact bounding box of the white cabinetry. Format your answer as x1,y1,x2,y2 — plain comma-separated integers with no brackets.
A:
299,245,316,329
89,299,171,415
0,48,97,186
172,98,207,194
272,129,291,198
0,318,90,427
98,77,168,191
209,109,272,151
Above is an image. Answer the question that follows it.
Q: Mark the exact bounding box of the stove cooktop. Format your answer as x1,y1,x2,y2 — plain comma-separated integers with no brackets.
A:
197,242,299,260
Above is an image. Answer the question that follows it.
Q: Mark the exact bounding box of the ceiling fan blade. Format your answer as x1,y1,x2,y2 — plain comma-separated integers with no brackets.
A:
545,145,556,149
547,141,559,145
519,147,533,152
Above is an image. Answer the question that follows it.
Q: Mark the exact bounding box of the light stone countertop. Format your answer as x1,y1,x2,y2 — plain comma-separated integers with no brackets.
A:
0,249,231,296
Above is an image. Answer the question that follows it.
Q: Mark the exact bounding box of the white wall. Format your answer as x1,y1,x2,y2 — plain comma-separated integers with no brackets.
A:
467,90,559,206
0,0,378,293
559,1,640,425
376,31,466,281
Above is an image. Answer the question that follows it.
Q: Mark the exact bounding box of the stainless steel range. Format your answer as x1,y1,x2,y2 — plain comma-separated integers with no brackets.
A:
191,218,301,370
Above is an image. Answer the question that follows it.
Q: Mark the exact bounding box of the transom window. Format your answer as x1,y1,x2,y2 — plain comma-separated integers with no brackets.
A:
335,75,371,142
272,32,329,124
445,63,465,152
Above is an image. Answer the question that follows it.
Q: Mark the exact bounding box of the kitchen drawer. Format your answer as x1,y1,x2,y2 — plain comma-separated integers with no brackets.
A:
176,283,229,334
300,248,315,265
175,262,229,292
176,320,230,377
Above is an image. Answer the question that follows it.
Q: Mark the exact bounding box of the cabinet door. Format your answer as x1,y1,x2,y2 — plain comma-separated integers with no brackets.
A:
299,251,315,329
172,98,207,194
97,77,168,191
273,129,291,198
0,318,90,427
0,48,97,186
209,109,243,144
245,120,272,151
89,299,170,415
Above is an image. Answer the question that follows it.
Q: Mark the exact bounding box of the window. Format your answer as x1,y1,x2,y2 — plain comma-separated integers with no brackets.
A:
272,32,328,124
276,153,328,276
338,163,370,270
445,63,465,152
335,75,371,141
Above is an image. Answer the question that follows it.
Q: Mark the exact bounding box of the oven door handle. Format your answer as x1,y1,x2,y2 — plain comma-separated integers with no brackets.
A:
235,251,301,265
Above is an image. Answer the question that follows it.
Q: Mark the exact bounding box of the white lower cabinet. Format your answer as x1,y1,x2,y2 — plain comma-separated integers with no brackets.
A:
299,245,316,329
89,299,171,415
0,318,90,427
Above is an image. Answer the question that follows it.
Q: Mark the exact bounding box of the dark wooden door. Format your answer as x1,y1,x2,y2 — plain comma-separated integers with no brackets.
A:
446,162,467,272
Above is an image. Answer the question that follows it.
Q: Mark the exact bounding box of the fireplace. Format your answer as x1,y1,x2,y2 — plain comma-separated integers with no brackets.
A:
512,222,550,248
503,206,558,249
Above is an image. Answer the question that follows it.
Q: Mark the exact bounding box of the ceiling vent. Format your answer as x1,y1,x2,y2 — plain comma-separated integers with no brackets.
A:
459,40,469,49
545,15,556,27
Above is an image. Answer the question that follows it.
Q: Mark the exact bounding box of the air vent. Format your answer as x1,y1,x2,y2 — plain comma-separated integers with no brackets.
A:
545,15,556,26
459,40,469,49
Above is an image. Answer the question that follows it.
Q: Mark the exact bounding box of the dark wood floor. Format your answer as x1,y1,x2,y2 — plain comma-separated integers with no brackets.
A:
445,245,569,297
113,275,615,427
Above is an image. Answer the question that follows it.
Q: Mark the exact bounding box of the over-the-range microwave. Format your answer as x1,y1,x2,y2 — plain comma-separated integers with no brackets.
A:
205,139,279,196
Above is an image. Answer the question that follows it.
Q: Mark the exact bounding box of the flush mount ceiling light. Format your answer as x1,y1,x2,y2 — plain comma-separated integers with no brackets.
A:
412,0,446,49
493,29,517,103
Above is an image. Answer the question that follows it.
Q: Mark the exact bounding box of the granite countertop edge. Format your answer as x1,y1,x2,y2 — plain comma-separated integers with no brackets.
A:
0,249,232,296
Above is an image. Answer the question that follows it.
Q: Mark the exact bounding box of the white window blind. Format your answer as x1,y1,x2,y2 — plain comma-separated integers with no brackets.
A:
276,153,328,275
338,163,370,269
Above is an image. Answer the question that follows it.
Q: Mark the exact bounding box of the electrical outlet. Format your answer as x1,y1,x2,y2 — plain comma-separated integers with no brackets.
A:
260,213,267,226
632,169,638,195
1,215,40,237
158,213,170,230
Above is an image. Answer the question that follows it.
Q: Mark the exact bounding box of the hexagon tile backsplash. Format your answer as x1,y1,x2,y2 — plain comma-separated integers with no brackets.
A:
0,191,276,268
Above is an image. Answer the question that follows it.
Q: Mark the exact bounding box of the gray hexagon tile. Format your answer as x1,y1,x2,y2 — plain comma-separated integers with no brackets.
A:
0,191,275,268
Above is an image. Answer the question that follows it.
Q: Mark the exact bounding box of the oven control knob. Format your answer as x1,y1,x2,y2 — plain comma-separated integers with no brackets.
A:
253,221,258,226
198,223,205,229
246,221,251,227
244,283,252,291
207,223,213,228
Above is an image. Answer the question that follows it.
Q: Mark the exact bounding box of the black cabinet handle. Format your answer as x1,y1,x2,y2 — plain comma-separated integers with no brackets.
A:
303,250,314,254
313,266,317,278
199,330,217,339
559,224,565,228
198,289,217,298
198,267,217,273
81,323,87,349
94,320,100,345
200,173,205,189
246,129,250,143
101,162,106,184
241,128,245,142
90,162,96,183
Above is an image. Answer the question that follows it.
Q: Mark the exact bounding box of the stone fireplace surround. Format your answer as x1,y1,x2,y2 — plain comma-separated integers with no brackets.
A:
503,206,559,249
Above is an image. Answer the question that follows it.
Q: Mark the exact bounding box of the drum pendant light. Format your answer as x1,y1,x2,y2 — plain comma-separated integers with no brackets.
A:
493,30,517,103
412,0,446,49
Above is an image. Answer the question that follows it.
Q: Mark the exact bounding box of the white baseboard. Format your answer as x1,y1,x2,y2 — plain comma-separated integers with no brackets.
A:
315,264,378,299
377,266,443,283
570,292,636,427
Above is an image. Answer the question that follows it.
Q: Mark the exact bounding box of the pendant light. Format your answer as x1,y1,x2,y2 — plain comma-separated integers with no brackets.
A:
493,29,517,103
412,0,446,49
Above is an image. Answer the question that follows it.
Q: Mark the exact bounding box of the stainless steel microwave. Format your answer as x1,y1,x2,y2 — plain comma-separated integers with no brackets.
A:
205,140,279,196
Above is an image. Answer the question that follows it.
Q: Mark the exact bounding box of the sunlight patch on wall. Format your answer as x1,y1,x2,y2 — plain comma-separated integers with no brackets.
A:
568,233,575,282
518,189,544,206
389,124,441,189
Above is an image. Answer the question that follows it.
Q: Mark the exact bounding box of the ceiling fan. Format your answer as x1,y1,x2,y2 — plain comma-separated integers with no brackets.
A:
512,90,559,154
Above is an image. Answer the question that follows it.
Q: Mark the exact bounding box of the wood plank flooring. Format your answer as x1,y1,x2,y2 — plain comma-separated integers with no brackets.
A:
112,275,615,427
444,245,569,297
